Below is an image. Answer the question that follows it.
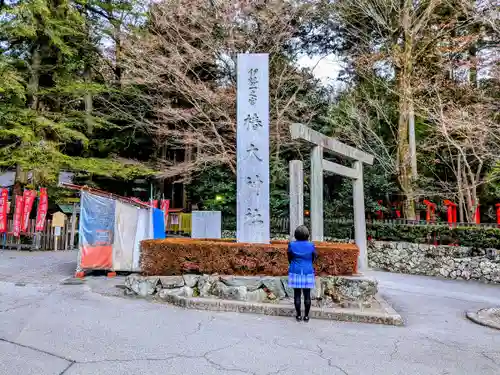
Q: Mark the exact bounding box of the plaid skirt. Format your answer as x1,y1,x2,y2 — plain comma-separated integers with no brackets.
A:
288,272,315,289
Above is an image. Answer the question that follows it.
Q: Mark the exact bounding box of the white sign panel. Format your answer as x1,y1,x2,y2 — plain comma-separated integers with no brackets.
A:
236,53,270,243
192,211,222,239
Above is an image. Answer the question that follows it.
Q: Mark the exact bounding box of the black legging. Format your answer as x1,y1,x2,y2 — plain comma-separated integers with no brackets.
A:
293,288,311,317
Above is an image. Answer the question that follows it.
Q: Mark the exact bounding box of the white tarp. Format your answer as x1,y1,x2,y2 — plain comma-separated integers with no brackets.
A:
132,208,153,272
112,201,139,271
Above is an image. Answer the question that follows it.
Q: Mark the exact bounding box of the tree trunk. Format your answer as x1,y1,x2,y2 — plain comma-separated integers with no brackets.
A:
113,21,122,86
15,44,42,195
397,0,416,220
462,168,473,223
409,101,417,178
83,64,94,133
457,154,465,222
27,46,41,110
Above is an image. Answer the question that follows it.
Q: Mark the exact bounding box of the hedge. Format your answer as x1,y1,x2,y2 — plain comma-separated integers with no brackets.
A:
140,238,359,276
365,223,500,248
222,218,500,249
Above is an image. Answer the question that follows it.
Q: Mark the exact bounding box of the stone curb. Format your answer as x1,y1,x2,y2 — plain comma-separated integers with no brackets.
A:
156,292,404,326
466,308,500,330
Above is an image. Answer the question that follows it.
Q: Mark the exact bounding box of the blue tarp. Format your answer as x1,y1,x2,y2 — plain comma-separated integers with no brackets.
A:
152,208,165,239
79,192,116,269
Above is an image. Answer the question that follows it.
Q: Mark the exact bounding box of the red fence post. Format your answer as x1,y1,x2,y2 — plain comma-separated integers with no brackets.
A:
423,200,436,223
474,204,480,224
496,204,500,227
444,200,457,227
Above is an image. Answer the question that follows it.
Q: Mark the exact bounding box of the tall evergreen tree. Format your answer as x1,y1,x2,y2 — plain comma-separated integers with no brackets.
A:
0,0,152,193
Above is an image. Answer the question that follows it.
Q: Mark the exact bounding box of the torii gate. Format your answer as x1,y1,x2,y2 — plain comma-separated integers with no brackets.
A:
289,123,374,271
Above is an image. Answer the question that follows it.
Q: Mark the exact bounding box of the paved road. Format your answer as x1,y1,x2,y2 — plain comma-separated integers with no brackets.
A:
0,250,499,375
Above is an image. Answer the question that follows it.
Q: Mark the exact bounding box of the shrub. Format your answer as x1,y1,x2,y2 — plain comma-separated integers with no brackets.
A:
368,223,500,248
222,219,500,248
140,239,359,276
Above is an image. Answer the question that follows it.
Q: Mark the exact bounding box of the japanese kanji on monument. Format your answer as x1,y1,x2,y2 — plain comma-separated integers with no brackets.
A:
236,54,270,243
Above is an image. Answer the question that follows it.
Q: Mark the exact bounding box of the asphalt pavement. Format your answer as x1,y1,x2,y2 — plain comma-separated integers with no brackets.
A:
0,250,499,375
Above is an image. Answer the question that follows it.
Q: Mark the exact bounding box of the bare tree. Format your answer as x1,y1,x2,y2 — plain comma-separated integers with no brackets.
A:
328,86,398,178
419,87,499,222
322,0,497,218
122,0,321,181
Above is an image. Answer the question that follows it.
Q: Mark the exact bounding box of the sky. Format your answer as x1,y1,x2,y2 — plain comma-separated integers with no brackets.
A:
297,54,344,85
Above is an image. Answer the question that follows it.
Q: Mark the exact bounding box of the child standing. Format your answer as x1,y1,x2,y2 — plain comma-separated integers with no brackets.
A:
287,225,317,322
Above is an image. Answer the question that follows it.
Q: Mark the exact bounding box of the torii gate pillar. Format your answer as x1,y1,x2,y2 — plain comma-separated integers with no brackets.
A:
289,124,374,271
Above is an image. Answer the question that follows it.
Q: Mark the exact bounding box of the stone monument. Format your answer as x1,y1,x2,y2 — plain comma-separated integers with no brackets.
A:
236,54,270,243
289,123,374,271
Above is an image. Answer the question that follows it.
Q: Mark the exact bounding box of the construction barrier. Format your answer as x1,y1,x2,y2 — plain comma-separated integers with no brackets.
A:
77,191,165,273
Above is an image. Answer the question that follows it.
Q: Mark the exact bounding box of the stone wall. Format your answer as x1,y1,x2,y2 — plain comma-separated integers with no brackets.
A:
125,274,378,309
368,241,500,283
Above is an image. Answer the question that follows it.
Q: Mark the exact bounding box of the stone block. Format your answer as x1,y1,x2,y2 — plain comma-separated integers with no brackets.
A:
281,277,294,298
261,277,286,299
219,276,262,291
159,276,185,289
311,277,322,300
191,211,222,239
322,276,377,303
125,275,159,297
211,281,247,301
198,275,218,297
183,275,200,288
246,289,268,303
279,276,321,299
158,286,194,299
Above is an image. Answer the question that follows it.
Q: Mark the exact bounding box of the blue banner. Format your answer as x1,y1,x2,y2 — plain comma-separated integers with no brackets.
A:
79,192,116,269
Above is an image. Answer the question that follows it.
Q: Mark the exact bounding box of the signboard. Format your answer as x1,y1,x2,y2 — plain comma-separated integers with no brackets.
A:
58,204,80,214
192,211,222,239
58,197,80,203
52,212,66,227
236,53,270,243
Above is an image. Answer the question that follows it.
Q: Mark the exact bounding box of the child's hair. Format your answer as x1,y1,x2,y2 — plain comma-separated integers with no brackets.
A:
294,225,310,241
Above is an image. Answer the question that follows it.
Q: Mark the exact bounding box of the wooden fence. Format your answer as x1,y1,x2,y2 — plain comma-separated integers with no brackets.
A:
1,218,78,251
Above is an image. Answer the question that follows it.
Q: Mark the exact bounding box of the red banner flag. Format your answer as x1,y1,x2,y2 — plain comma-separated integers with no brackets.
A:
21,190,37,232
0,189,8,233
160,199,170,226
35,188,49,231
13,195,24,237
151,200,158,208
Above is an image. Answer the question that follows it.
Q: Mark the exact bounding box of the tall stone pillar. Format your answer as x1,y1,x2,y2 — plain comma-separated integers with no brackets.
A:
310,146,323,241
289,160,304,240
